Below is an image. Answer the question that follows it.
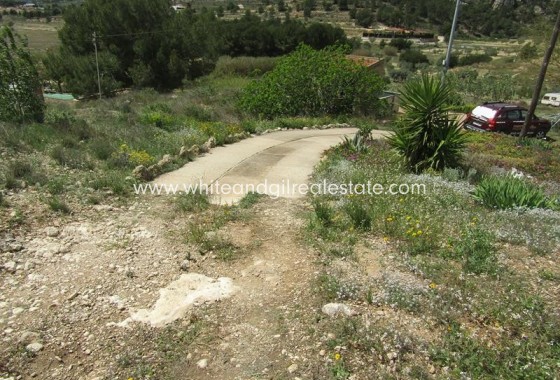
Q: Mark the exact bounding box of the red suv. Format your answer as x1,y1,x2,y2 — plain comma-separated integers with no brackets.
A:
463,102,551,138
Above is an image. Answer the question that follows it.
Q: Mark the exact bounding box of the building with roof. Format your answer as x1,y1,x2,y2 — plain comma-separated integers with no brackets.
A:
345,55,386,77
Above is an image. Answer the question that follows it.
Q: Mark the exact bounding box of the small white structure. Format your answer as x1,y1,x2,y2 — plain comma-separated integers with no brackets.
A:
171,4,186,11
541,93,560,107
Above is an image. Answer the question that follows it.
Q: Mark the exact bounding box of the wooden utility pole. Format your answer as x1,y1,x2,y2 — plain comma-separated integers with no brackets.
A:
521,9,560,138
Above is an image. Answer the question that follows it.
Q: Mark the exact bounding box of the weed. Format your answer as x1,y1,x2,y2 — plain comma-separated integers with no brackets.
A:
315,273,342,302
108,144,155,169
212,55,277,77
452,225,497,275
183,104,215,122
5,158,47,186
312,199,335,227
89,171,130,196
9,159,32,178
46,177,66,195
237,191,263,208
175,191,210,213
344,200,371,230
331,355,350,380
50,145,95,170
538,270,560,282
86,195,101,205
89,139,114,160
141,103,176,131
7,208,24,228
315,272,360,301
384,283,424,314
47,196,71,214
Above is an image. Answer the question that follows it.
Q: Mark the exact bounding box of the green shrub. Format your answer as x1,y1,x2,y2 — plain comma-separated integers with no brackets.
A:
89,171,130,195
46,177,65,195
344,200,371,230
400,49,429,68
519,43,538,60
238,191,263,208
389,38,412,51
0,26,45,123
458,53,492,67
9,159,32,179
183,104,215,122
44,108,75,129
107,144,155,169
89,139,115,160
176,191,210,213
141,103,176,130
313,198,335,227
452,225,497,275
47,196,71,214
239,44,386,118
473,175,553,210
387,75,468,173
50,145,95,170
4,158,47,186
341,133,368,154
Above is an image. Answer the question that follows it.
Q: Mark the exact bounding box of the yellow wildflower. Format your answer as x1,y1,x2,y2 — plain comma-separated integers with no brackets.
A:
334,353,341,361
429,282,437,289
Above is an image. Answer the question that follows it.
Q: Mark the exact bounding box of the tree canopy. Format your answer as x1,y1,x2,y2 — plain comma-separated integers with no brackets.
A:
0,26,44,122
44,0,347,96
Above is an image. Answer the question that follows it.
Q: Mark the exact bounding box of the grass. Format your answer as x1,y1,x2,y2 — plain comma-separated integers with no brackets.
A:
463,131,560,181
4,17,62,52
237,191,264,208
46,196,71,214
175,191,210,213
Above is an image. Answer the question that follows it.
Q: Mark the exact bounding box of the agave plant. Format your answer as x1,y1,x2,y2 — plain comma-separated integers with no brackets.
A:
387,75,467,173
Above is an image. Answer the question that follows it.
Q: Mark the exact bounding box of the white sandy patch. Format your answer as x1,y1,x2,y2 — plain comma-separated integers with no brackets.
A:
118,273,236,327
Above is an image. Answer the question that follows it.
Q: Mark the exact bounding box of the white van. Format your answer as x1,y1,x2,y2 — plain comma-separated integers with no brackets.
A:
541,93,560,107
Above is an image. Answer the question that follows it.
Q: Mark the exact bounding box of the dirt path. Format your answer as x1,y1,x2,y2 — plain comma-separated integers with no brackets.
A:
176,198,320,379
1,129,365,379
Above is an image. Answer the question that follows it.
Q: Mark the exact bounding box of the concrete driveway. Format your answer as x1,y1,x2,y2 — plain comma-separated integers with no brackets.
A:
154,128,388,204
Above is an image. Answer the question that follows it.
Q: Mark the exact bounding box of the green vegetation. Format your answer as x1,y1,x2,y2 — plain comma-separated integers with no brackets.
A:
175,191,210,213
43,1,346,96
0,26,44,122
388,75,467,173
306,127,560,378
240,45,386,118
474,175,555,210
464,133,560,181
237,191,264,208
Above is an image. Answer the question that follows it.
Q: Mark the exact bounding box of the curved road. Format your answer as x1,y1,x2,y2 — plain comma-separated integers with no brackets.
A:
154,128,388,204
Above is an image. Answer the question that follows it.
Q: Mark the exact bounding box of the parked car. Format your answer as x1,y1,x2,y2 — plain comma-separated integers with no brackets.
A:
541,93,560,107
463,102,551,138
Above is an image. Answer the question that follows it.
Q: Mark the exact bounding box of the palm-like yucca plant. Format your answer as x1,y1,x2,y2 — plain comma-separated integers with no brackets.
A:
388,75,467,173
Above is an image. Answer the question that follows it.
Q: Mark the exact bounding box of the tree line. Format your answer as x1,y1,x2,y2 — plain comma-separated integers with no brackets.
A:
42,0,346,96
341,0,557,37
